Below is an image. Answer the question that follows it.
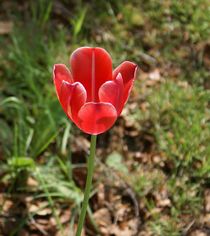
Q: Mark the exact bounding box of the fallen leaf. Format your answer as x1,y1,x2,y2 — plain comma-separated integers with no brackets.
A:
0,22,13,34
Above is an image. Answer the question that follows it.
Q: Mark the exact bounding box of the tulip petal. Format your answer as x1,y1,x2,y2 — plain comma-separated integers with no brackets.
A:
77,102,117,135
99,73,124,115
53,64,73,97
70,47,112,102
113,61,138,103
59,81,87,122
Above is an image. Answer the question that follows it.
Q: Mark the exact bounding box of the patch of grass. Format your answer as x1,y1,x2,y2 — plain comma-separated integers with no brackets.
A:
130,168,166,197
146,81,210,176
150,82,208,214
141,0,210,43
149,217,180,236
167,177,202,215
128,80,209,234
0,2,80,232
1,15,71,158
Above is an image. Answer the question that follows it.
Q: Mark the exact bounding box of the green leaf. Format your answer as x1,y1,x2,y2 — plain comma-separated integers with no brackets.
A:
72,7,87,39
9,157,35,168
106,152,128,174
29,108,58,158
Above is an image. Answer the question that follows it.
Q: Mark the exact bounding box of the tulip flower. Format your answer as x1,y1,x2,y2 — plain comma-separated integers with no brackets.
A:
53,47,137,135
53,47,137,236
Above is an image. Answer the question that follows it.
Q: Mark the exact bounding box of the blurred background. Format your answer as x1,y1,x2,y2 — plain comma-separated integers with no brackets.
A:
0,0,210,235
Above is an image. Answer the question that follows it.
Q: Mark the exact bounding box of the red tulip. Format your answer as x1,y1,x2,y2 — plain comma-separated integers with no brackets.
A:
53,47,138,135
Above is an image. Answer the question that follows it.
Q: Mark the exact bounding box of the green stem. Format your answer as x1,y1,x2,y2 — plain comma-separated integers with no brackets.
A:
76,135,97,236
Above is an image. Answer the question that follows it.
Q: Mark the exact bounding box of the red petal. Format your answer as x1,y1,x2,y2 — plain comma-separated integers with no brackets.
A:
70,47,112,102
77,102,117,135
99,73,124,115
59,81,87,122
53,64,73,98
113,61,138,103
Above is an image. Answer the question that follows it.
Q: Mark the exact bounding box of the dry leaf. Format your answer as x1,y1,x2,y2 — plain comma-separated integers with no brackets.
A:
190,230,208,236
204,189,210,212
0,21,13,34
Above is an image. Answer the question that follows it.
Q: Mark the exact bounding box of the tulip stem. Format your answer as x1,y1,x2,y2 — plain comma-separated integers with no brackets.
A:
76,135,97,236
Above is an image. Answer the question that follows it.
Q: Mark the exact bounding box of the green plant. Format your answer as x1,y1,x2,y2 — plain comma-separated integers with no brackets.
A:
146,82,210,175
